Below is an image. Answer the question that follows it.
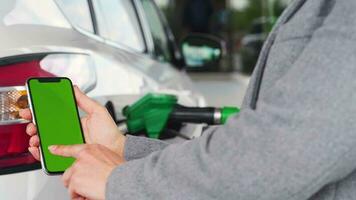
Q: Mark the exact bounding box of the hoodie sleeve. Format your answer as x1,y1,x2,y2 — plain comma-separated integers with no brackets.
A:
106,0,356,199
123,135,169,161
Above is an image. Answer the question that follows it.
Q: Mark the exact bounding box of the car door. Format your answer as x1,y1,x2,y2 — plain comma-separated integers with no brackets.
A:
87,0,201,100
56,0,206,137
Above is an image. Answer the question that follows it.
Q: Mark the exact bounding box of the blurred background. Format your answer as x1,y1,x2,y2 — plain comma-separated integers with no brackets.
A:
155,0,291,106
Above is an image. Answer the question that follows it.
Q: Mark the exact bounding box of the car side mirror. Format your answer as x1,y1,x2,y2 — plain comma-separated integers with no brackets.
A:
180,34,225,70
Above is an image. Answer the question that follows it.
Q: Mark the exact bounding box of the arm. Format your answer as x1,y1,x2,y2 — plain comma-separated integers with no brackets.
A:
123,135,169,161
106,2,356,199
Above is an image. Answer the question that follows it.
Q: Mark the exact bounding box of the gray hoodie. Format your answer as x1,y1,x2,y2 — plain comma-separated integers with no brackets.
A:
107,0,356,199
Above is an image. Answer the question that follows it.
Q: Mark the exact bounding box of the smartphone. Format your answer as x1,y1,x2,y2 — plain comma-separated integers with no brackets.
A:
26,77,85,175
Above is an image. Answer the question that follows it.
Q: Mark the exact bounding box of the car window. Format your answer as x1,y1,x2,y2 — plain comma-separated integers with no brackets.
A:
3,0,71,28
55,0,94,33
141,0,171,62
93,0,145,52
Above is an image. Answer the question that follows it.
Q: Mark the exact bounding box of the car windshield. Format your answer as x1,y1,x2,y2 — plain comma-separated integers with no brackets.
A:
2,0,71,28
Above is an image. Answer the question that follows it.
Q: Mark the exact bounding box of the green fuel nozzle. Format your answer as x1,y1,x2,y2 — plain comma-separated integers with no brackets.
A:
120,93,240,139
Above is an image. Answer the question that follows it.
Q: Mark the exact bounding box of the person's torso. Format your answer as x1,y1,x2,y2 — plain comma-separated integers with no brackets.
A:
241,0,356,199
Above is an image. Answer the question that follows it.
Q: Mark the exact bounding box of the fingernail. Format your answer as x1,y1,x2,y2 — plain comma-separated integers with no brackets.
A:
48,145,57,152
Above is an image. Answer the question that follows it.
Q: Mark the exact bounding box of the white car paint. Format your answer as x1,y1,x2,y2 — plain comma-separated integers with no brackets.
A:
0,0,206,199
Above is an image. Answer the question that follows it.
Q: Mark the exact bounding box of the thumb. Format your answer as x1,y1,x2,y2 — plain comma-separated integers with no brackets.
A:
48,144,86,158
73,86,100,114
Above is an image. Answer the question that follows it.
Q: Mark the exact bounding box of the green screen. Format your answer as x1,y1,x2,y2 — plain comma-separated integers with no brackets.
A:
28,78,84,173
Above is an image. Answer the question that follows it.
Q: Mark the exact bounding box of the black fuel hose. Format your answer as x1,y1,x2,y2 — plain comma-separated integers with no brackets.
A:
169,105,218,125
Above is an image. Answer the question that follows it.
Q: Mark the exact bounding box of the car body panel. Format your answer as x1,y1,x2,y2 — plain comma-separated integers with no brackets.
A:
0,0,205,199
0,171,67,200
0,25,204,104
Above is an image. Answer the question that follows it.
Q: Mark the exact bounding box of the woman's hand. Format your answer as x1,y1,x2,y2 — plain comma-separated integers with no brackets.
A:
19,86,126,160
49,144,125,200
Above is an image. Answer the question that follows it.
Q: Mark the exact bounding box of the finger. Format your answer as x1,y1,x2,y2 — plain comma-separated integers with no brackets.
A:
80,117,92,144
62,165,74,188
74,86,100,114
49,144,86,158
26,123,37,136
72,197,85,200
68,181,82,200
19,108,32,120
28,147,40,161
69,188,81,200
29,135,40,147
80,117,90,142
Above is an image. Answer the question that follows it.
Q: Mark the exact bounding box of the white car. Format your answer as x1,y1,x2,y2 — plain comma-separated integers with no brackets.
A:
0,0,223,199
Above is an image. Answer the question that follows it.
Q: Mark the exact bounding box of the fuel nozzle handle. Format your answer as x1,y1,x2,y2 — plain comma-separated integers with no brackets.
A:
121,93,240,139
170,105,240,125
